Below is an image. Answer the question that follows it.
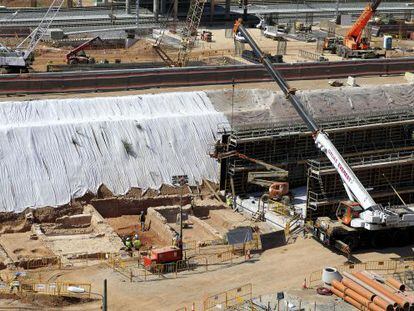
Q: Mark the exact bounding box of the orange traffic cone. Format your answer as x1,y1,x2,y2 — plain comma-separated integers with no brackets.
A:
302,278,307,289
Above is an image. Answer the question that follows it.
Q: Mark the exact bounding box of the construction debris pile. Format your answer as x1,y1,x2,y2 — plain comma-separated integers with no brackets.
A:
328,269,414,311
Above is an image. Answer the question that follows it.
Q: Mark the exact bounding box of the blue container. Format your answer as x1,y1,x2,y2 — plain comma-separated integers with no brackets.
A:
383,35,392,50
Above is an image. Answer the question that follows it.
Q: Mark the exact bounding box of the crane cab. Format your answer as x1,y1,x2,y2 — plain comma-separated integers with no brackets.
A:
336,201,363,225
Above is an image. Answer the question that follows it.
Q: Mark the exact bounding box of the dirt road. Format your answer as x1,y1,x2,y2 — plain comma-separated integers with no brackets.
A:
50,237,413,310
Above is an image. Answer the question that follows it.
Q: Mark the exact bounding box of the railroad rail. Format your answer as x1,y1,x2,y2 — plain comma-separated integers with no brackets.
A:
0,57,412,95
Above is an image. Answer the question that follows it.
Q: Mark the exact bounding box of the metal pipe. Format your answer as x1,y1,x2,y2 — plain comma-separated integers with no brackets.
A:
103,279,107,311
385,277,406,291
331,286,369,310
341,277,393,310
352,272,409,310
332,280,385,311
343,272,396,307
342,278,376,301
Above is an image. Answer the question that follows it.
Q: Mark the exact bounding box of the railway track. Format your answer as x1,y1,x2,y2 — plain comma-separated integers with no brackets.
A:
0,57,411,95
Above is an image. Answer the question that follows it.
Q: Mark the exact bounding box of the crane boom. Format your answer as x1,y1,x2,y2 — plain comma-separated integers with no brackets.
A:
233,20,387,227
344,0,381,50
17,0,65,59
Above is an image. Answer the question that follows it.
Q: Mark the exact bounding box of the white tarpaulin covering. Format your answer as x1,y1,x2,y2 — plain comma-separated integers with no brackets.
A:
0,92,228,212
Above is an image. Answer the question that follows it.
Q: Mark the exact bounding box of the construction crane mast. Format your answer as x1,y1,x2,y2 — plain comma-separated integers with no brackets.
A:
233,19,414,253
0,0,65,72
176,0,206,66
153,0,206,67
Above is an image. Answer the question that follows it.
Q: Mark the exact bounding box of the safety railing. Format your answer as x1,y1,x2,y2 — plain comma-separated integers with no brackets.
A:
1,280,92,298
203,283,252,311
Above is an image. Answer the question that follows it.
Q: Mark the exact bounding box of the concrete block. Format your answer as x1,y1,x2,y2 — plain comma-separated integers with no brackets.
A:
405,72,414,83
48,29,65,40
346,76,358,87
56,214,92,228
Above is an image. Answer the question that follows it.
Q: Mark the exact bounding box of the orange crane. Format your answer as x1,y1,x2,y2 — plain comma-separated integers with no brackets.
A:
335,0,385,58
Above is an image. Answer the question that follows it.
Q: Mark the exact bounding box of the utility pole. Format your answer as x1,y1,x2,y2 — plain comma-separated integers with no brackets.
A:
103,279,107,311
172,175,189,251
243,0,248,22
173,0,178,23
136,0,139,29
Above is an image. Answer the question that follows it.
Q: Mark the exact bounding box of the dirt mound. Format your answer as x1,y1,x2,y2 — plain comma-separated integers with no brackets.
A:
97,184,114,199
32,203,83,223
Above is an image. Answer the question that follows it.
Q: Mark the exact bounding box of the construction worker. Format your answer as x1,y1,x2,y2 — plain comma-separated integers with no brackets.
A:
9,273,21,293
133,237,142,251
172,232,179,247
125,237,133,251
226,194,233,209
140,211,146,232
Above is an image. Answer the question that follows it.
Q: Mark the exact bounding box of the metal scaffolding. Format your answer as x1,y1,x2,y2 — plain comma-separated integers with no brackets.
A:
218,109,414,197
306,151,414,220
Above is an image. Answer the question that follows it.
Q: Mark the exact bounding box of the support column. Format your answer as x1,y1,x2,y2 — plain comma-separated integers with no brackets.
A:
173,0,178,22
153,0,159,22
160,0,166,14
67,0,73,8
210,0,215,23
126,0,131,14
225,0,230,19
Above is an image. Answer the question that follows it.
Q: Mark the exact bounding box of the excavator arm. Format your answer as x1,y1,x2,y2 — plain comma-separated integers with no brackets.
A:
65,36,103,61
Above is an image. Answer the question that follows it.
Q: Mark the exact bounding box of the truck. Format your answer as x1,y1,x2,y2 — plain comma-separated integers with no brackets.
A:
233,18,414,255
263,25,287,40
334,0,385,58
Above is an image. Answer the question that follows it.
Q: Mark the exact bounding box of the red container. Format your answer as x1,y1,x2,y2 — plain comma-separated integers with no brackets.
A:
143,246,182,268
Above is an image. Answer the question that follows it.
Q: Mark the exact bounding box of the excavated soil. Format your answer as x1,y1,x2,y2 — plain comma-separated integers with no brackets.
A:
0,232,54,261
106,215,166,247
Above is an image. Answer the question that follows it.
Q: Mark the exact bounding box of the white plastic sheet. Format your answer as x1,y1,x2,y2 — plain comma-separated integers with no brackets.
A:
0,92,228,212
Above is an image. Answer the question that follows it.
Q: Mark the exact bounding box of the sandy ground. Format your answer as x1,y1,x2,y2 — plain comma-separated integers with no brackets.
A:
204,209,252,236
9,237,409,311
0,232,54,261
29,27,341,71
171,221,218,242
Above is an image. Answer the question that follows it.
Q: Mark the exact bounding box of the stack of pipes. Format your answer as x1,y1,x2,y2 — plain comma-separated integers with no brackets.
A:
330,270,414,311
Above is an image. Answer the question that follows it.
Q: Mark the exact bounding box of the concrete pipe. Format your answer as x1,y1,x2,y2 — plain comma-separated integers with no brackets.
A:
322,267,342,285
352,272,409,310
385,277,405,291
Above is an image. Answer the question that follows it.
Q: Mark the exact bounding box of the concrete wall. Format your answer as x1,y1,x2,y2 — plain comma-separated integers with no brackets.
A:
146,207,176,245
91,196,191,218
